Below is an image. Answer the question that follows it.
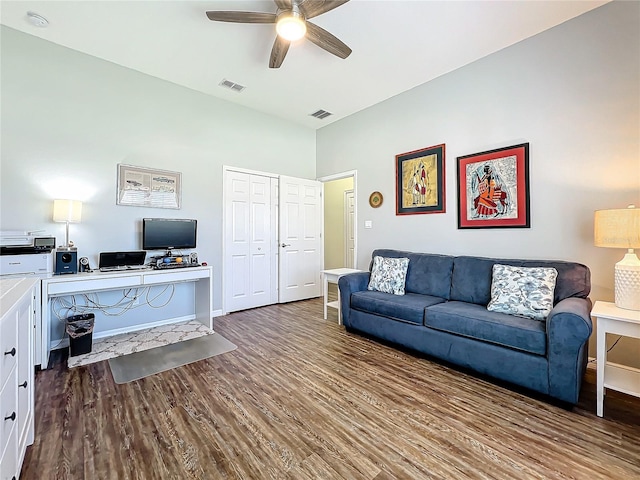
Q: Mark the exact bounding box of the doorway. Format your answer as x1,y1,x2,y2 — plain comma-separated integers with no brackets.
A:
319,171,357,270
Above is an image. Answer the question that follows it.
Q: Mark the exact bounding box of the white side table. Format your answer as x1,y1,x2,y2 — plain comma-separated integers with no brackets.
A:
321,268,363,325
592,301,640,417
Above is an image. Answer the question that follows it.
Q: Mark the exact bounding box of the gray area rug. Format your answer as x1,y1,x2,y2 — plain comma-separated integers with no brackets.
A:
108,332,237,384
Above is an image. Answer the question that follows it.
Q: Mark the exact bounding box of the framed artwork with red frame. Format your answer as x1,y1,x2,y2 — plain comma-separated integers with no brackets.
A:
457,143,530,229
395,144,446,215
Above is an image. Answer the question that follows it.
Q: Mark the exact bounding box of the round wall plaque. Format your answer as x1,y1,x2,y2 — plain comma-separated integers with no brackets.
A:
369,191,383,208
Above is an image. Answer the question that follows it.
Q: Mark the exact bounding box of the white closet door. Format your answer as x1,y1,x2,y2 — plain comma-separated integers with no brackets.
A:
224,171,273,312
278,175,323,303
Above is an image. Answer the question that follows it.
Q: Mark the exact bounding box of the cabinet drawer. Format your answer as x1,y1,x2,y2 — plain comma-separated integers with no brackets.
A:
48,275,142,296
16,303,30,403
0,421,17,480
143,268,209,285
0,368,17,463
16,370,29,449
0,313,17,391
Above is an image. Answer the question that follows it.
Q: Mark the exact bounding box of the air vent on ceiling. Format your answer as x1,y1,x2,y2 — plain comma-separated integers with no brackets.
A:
310,109,333,120
219,79,246,93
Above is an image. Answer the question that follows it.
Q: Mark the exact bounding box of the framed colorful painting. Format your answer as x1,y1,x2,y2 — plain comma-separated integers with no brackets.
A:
456,143,530,229
395,144,446,215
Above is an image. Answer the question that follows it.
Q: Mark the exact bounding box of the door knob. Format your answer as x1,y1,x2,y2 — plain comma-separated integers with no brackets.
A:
281,243,291,248
4,412,16,422
19,381,28,388
4,347,16,356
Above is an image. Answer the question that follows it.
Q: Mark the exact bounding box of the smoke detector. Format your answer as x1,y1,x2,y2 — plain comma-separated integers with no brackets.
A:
26,11,49,28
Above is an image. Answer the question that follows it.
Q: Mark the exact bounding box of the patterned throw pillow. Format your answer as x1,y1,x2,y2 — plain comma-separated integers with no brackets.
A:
487,264,558,320
367,256,410,295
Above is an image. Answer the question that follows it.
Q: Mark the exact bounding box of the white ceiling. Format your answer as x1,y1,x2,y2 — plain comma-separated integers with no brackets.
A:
0,0,609,129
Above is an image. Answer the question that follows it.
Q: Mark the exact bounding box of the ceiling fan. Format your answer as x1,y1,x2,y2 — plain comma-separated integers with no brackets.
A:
206,0,352,68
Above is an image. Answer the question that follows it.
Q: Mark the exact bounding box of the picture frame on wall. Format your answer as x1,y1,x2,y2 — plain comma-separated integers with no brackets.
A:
116,164,182,209
456,143,530,229
395,144,446,215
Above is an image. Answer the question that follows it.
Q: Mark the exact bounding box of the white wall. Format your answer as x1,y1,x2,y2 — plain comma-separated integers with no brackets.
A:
316,2,640,365
0,26,316,315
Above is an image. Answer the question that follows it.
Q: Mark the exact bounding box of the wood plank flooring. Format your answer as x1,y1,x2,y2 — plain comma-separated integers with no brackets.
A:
22,298,640,479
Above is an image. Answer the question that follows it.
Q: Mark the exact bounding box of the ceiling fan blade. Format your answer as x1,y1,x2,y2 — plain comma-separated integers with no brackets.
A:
269,36,291,68
298,0,350,19
273,0,292,10
305,22,352,59
205,11,277,23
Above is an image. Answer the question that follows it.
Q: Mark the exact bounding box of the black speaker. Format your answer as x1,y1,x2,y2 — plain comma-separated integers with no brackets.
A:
55,249,78,275
79,256,91,272
189,252,198,265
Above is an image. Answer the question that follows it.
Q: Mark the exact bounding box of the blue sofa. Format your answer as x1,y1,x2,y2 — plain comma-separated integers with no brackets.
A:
338,249,592,405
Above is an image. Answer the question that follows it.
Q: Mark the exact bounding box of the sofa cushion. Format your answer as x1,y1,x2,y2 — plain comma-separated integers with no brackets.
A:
450,256,591,306
487,264,558,320
371,249,454,299
424,301,547,355
368,256,409,295
351,291,446,325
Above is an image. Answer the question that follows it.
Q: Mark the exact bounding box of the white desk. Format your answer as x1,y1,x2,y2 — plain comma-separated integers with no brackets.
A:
321,268,363,325
592,301,640,417
39,266,213,369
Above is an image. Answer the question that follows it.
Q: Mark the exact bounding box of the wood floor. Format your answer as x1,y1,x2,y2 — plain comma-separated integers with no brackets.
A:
23,298,640,479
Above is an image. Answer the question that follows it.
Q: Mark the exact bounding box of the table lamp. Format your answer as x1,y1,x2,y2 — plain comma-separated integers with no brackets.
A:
53,199,82,248
594,205,640,310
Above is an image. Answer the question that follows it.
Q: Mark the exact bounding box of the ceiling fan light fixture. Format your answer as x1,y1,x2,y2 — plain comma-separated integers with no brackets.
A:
276,12,306,41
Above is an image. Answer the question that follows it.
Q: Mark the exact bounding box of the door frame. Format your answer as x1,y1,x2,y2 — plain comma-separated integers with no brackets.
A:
222,165,279,315
317,170,358,269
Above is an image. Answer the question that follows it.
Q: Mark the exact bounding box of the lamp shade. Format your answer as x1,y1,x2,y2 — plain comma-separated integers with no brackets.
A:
53,199,82,223
594,206,640,249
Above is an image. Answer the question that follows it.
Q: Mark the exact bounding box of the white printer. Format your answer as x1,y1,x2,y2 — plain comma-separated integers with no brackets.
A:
0,231,55,275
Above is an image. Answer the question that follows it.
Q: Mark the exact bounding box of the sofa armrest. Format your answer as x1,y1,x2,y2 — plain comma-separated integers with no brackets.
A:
338,272,370,326
546,297,593,404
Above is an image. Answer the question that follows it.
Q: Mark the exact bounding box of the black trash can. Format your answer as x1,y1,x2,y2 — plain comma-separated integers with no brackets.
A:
66,313,95,357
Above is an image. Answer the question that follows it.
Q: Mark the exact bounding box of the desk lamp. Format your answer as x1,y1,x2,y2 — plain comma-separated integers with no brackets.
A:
53,199,82,247
53,199,82,274
594,205,640,310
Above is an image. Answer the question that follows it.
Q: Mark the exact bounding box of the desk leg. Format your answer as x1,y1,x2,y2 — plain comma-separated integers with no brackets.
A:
40,293,51,370
322,273,328,320
596,318,606,417
194,275,213,330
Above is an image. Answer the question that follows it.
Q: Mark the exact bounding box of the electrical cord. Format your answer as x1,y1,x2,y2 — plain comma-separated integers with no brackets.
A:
588,336,623,363
52,284,176,325
49,282,181,354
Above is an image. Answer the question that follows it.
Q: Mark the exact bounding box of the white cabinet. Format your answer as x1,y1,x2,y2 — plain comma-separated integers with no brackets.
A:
0,277,37,480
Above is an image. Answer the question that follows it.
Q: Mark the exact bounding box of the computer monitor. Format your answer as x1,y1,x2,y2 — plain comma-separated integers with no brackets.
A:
142,218,197,253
